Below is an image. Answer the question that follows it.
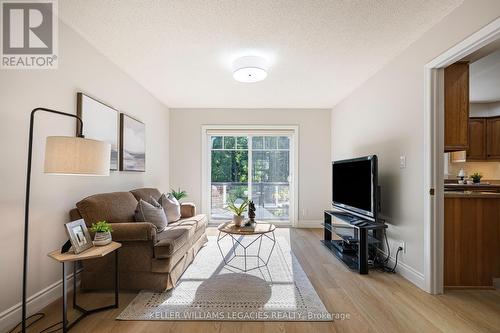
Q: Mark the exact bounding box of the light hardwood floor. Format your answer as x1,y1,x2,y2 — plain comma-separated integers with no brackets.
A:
23,228,500,333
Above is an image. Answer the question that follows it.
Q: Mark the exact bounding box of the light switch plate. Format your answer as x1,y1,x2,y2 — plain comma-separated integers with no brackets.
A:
400,156,406,169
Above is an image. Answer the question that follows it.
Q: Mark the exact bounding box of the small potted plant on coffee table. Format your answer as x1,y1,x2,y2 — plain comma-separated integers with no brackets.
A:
471,172,482,184
90,221,113,246
227,198,249,227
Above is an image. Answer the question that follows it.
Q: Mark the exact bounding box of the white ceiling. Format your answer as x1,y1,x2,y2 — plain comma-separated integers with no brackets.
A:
470,48,500,103
59,0,462,108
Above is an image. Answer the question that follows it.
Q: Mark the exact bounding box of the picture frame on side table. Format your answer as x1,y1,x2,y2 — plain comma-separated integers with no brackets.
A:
64,219,93,254
77,92,119,170
120,113,146,172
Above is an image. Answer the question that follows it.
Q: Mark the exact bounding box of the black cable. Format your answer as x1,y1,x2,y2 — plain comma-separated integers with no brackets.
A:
11,269,85,333
389,247,402,273
370,240,402,274
367,216,402,274
376,247,402,273
7,312,62,333
8,313,44,333
38,320,62,333
382,228,390,264
369,228,390,267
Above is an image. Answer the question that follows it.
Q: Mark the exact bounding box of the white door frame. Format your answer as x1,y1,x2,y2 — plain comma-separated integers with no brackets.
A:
201,125,299,227
423,17,500,294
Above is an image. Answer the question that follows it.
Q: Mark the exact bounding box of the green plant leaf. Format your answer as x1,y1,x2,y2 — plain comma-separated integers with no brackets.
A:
90,221,113,233
471,172,482,182
226,198,249,216
170,187,188,200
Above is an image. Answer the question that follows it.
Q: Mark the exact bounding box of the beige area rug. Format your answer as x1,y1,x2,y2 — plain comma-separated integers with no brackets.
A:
117,235,332,321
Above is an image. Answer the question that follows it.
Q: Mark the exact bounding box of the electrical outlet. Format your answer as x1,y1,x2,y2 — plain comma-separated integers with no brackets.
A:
398,241,406,253
302,208,308,217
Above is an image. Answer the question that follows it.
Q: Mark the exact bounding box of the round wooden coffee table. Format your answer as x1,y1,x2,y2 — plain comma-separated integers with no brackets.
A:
217,221,276,273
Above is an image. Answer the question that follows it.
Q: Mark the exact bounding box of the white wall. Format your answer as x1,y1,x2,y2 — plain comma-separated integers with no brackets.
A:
0,21,169,330
331,0,500,287
169,108,331,225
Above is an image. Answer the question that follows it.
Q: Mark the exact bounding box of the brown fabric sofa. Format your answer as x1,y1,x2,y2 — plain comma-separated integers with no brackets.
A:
69,188,208,291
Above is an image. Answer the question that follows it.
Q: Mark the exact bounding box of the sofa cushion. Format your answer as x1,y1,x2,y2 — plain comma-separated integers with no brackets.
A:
134,199,168,232
154,228,189,258
152,227,207,273
180,202,196,218
158,193,181,222
76,192,138,225
130,188,161,202
168,214,207,232
153,214,207,259
110,222,156,242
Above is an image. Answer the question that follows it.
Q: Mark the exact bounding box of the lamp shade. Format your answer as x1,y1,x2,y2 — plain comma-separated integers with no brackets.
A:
44,136,111,176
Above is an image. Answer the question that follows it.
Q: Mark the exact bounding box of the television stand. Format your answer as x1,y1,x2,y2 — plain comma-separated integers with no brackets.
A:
321,210,387,274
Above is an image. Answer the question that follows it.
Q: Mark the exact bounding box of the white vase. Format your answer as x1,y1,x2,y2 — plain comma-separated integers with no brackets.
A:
233,215,244,227
93,231,112,246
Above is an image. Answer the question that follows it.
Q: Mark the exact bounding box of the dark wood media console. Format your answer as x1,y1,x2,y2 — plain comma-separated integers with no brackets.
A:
321,210,387,274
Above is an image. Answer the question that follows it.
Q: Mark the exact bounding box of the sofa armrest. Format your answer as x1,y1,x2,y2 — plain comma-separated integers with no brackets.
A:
180,203,196,218
109,222,156,242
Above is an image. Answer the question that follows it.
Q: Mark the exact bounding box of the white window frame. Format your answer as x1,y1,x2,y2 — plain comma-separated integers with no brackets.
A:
201,125,299,227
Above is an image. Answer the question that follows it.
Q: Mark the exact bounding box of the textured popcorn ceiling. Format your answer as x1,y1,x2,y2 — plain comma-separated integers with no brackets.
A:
59,0,462,108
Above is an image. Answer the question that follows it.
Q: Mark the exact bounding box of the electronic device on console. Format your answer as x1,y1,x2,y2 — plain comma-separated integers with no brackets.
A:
321,155,387,274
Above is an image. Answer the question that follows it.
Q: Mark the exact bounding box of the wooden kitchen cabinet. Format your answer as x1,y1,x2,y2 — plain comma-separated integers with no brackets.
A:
444,62,469,152
466,118,487,160
486,116,500,160
444,195,500,288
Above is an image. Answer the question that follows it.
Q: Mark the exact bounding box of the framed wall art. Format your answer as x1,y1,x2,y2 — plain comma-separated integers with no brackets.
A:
120,113,145,172
77,92,119,170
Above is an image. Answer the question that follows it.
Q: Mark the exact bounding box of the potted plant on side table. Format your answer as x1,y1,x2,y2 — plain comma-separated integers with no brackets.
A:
90,221,113,246
227,198,249,227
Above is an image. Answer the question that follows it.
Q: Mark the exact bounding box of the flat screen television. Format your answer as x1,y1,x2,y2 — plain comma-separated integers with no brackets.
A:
332,155,378,221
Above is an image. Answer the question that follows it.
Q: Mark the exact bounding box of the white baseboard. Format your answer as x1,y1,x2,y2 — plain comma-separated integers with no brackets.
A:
378,249,425,290
296,220,323,228
0,271,79,333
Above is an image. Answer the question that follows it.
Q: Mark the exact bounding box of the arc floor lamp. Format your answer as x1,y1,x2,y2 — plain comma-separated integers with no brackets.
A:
22,108,110,333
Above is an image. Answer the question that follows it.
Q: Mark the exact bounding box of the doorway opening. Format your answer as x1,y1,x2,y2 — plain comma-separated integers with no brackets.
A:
424,17,500,294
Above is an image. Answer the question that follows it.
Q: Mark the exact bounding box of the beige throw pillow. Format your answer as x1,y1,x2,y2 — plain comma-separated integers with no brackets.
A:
159,193,181,222
134,198,168,232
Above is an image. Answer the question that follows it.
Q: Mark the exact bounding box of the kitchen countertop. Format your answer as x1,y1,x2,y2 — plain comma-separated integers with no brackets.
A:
444,182,500,194
444,182,500,188
444,178,500,186
444,191,500,198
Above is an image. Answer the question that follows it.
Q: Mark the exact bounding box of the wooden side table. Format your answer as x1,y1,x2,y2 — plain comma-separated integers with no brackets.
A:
47,241,121,332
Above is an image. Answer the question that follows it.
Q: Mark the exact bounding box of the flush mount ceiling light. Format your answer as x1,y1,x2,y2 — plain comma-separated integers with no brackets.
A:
232,56,268,83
